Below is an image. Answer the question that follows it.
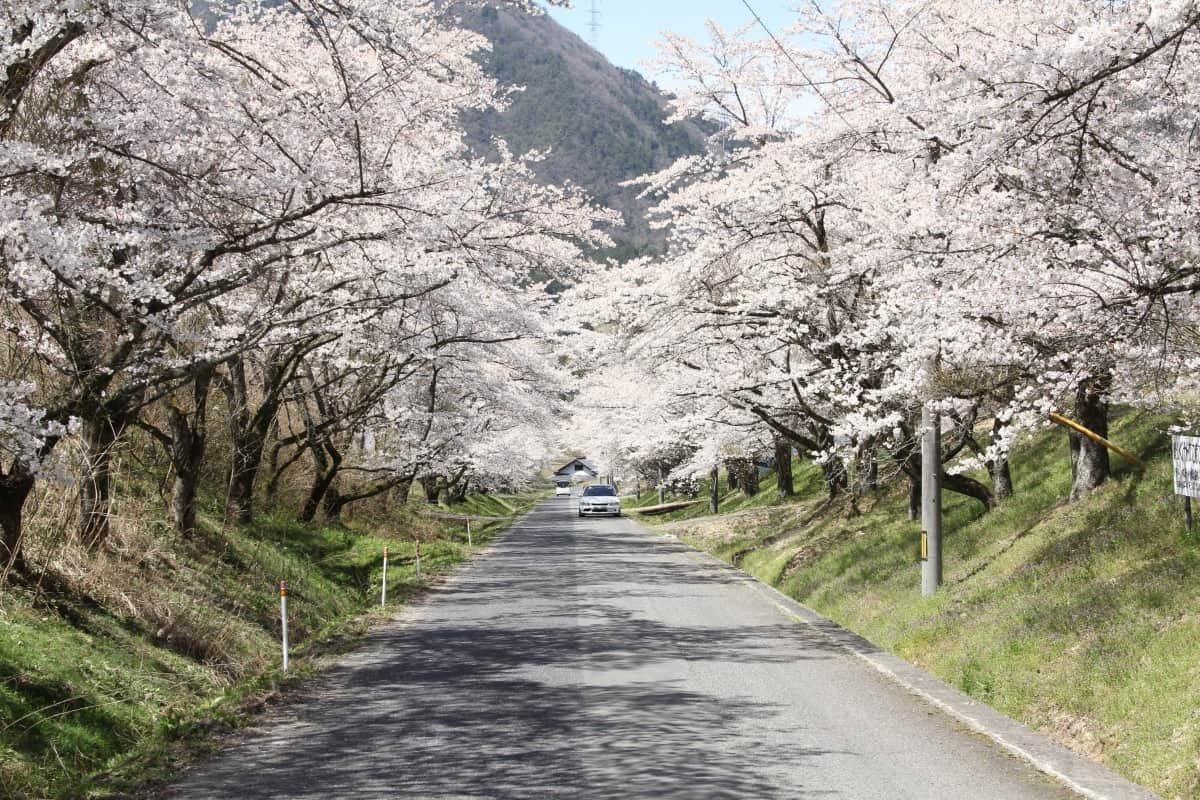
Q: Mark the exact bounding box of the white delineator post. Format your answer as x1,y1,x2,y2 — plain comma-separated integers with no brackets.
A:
381,546,389,607
466,517,472,547
415,540,422,579
921,403,943,596
280,580,290,672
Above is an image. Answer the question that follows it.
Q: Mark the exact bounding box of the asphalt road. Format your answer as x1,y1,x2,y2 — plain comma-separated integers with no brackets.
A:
169,498,1086,799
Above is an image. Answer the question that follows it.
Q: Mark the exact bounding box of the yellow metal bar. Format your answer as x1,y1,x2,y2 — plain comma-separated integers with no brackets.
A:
1048,412,1143,467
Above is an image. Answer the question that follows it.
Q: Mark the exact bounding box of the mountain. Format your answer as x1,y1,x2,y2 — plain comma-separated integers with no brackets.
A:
453,3,714,262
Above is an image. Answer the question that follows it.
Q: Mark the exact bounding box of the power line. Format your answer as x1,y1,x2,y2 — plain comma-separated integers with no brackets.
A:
739,0,858,132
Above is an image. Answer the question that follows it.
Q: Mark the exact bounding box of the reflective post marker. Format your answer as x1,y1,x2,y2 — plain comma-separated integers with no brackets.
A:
415,540,422,579
466,517,472,547
280,581,290,672
381,547,389,607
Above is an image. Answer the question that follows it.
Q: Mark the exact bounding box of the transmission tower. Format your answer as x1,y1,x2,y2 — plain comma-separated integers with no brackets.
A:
587,0,601,48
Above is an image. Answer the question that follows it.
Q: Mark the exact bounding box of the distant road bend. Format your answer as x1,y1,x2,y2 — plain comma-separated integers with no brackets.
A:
171,500,1122,799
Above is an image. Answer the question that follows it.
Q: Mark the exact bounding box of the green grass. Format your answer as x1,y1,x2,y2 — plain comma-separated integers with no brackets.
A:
429,491,543,542
644,411,1200,800
0,493,532,800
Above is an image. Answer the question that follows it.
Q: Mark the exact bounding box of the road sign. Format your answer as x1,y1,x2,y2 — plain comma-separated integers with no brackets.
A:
1172,435,1200,498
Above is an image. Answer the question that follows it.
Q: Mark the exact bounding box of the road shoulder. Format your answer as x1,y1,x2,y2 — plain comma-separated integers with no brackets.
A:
643,523,1160,800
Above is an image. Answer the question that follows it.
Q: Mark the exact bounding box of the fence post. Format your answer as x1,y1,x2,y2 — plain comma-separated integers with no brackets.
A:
415,540,422,579
280,580,290,672
381,546,388,607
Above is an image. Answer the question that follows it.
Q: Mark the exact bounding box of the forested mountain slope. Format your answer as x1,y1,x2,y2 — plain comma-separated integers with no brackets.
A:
454,3,713,261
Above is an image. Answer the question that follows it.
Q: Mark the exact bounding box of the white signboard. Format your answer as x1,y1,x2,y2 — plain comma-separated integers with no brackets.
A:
1172,435,1200,498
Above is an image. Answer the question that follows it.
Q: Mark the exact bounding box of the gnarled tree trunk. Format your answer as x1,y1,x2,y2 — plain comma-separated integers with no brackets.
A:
943,471,994,510
726,458,758,498
0,467,35,575
822,458,847,499
166,369,212,537
300,439,342,523
421,475,441,504
988,419,1013,502
79,415,121,548
1069,376,1111,502
447,479,469,505
774,437,793,499
223,355,291,526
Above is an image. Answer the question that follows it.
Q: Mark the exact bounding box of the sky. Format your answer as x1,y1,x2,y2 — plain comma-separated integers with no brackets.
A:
544,1,797,81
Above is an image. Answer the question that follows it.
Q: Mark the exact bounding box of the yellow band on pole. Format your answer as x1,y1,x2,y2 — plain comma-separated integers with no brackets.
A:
280,581,288,597
1048,412,1143,467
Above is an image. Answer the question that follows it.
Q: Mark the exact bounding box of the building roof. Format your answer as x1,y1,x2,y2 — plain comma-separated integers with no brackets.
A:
554,458,598,476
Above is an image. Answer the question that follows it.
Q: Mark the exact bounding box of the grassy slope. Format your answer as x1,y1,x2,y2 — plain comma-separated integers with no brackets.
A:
0,492,539,800
623,461,825,522
638,411,1199,800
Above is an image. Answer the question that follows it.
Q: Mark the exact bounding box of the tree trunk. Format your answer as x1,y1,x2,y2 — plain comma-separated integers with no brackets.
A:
708,464,720,514
168,435,201,536
725,461,739,492
322,486,345,521
222,356,285,526
166,370,211,537
942,471,994,511
79,416,119,548
0,468,35,575
907,472,920,521
774,437,794,499
1069,377,1111,502
389,478,413,507
729,458,758,498
421,476,441,504
226,437,262,525
857,443,879,494
821,458,847,499
300,441,341,523
989,419,1013,502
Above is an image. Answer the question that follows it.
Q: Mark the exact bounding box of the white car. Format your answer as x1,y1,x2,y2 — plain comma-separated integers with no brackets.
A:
578,484,621,517
554,481,572,497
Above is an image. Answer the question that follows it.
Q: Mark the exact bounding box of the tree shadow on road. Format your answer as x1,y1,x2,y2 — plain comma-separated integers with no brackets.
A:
169,509,851,799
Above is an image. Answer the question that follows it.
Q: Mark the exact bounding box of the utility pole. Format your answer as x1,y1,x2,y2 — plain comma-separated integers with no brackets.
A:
921,359,943,596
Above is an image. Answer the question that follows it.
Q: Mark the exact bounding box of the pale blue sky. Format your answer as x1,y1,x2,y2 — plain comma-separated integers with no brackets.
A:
544,1,797,81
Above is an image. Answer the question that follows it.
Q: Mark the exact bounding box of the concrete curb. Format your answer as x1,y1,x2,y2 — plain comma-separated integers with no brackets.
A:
646,525,1160,800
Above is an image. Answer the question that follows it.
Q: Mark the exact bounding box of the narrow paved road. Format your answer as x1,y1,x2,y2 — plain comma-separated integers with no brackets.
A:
170,499,1083,799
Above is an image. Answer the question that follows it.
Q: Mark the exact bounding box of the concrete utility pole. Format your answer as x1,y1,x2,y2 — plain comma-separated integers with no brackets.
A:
920,403,943,596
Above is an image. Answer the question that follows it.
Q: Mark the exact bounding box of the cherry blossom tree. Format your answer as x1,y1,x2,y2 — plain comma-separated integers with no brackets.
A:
566,0,1200,512
0,0,600,573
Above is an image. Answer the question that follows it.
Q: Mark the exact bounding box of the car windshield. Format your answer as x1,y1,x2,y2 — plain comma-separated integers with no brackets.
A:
556,481,569,488
582,485,616,496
